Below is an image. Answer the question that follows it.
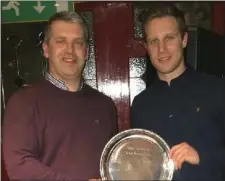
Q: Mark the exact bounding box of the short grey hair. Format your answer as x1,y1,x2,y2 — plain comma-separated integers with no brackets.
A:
44,11,89,43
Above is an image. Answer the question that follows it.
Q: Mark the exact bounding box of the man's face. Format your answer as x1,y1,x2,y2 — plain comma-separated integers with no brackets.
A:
42,20,88,81
144,16,188,77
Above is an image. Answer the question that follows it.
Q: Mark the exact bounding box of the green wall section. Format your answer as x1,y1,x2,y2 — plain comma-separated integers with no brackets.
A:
2,1,75,23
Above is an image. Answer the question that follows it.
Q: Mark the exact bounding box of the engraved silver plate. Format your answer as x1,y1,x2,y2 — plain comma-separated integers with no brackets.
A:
100,129,174,180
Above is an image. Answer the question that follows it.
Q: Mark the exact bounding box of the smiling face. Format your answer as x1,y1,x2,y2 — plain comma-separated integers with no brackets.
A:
144,16,188,81
42,20,88,82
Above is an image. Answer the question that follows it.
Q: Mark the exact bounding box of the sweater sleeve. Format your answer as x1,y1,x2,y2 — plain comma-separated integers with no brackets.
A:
2,91,73,181
109,98,119,136
196,79,225,170
130,96,141,128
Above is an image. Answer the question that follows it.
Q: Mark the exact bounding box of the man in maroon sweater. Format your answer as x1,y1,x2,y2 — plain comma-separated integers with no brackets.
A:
2,11,118,180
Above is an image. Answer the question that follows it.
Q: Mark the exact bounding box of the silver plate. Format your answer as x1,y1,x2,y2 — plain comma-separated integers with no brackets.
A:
100,129,174,180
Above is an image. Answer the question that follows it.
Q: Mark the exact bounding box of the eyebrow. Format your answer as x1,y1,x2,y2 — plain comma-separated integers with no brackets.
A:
54,36,65,40
54,36,85,41
147,32,179,41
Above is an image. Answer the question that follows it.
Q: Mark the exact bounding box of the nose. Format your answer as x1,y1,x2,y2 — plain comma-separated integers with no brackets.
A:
158,41,166,53
66,42,74,53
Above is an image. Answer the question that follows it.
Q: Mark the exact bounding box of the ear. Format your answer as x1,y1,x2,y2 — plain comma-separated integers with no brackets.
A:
182,32,188,48
42,41,49,58
144,40,149,51
144,42,147,49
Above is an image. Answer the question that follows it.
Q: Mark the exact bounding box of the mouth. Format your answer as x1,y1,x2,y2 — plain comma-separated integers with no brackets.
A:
62,58,76,63
158,56,171,62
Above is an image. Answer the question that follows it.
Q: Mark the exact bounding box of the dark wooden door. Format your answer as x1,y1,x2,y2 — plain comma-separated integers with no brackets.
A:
75,2,147,131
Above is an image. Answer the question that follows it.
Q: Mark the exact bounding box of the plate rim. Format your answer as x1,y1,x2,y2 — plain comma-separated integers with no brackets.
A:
100,128,174,180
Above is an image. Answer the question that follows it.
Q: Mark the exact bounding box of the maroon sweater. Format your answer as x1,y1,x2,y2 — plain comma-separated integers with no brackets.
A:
2,78,118,180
